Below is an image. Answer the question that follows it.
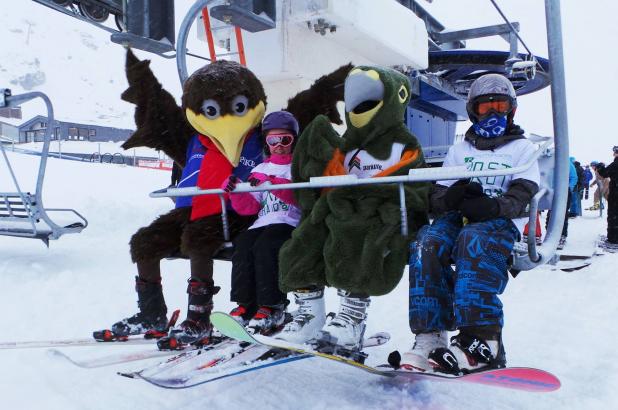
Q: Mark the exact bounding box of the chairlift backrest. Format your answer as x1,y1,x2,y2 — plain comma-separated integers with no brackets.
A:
0,89,88,246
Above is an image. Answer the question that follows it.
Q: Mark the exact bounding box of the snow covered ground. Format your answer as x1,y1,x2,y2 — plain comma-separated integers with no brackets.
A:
1,151,617,409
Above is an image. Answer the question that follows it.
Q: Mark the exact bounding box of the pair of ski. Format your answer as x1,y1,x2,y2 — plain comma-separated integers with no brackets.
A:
65,312,558,392
47,312,560,392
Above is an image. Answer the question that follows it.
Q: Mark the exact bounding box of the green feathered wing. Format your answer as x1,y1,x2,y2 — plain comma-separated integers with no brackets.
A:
278,115,342,291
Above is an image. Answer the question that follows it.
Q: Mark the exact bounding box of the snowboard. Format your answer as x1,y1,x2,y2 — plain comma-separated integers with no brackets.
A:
210,312,561,393
383,367,561,392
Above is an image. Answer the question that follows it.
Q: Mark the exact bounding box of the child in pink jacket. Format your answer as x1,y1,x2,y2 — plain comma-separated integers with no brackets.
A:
223,111,301,331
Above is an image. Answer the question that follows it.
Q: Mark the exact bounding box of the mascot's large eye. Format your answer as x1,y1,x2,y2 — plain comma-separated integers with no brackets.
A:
398,85,409,103
231,95,249,116
201,99,220,119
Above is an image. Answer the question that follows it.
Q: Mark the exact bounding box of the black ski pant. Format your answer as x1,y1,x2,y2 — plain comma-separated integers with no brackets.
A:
231,223,294,309
608,191,618,243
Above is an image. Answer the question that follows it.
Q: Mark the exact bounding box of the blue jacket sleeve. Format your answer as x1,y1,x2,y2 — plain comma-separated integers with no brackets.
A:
568,161,578,191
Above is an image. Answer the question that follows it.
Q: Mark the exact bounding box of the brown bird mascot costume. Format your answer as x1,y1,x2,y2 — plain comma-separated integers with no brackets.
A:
110,49,352,346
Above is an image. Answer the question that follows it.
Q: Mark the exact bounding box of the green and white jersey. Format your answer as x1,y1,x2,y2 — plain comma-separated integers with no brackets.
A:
437,138,540,233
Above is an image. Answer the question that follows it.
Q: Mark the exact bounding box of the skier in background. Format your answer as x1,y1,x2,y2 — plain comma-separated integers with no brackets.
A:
596,146,618,249
569,159,584,217
588,161,610,210
222,111,302,331
401,74,540,374
583,165,593,200
546,157,577,249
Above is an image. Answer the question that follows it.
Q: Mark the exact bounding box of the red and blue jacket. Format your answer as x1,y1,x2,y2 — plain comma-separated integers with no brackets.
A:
175,130,263,220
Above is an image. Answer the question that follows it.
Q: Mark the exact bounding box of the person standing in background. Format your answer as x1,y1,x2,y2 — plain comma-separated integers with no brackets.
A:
570,160,584,217
596,146,618,249
583,165,593,200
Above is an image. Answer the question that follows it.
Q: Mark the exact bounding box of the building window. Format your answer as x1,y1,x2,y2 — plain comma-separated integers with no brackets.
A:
68,127,77,140
26,131,35,142
89,129,96,138
54,127,60,140
78,128,88,141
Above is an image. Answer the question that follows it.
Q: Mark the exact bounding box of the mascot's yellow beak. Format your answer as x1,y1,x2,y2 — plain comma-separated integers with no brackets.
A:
345,69,385,129
186,101,266,166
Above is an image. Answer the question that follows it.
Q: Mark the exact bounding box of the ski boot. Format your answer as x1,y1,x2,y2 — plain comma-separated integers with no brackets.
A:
276,288,325,344
229,304,254,326
313,290,370,361
247,304,286,334
398,331,448,372
110,276,168,337
599,239,618,253
431,327,506,375
158,280,220,349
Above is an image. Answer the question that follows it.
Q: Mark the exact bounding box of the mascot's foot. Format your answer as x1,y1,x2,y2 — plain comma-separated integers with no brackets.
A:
276,289,325,343
164,280,219,344
167,319,213,344
111,276,168,337
315,290,370,350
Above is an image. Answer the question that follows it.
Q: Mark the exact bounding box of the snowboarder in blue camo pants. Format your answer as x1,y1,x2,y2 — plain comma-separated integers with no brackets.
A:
408,212,517,333
401,74,540,375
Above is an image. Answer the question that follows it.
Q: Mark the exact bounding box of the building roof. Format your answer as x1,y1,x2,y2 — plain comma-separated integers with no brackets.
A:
17,115,133,131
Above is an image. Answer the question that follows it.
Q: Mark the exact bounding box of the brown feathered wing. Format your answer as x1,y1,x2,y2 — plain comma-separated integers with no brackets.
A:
120,49,194,167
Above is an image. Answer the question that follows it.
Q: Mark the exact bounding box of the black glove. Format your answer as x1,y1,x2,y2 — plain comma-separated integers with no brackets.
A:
247,176,261,187
458,182,500,222
444,179,471,210
462,181,485,198
223,175,239,192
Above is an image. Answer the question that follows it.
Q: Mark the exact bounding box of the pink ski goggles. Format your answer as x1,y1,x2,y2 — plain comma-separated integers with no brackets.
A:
265,133,295,147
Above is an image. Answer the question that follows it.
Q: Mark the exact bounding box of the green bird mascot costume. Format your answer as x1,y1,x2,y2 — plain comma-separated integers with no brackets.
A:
277,66,430,349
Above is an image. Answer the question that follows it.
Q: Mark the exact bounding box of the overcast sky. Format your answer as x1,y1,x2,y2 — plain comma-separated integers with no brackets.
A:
421,0,618,164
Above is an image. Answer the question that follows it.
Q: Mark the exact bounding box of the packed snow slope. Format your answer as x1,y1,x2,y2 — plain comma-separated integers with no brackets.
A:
1,151,617,409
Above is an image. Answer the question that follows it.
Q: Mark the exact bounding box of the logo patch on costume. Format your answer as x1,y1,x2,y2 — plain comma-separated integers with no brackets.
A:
362,164,383,171
349,156,361,171
188,153,204,162
239,156,256,168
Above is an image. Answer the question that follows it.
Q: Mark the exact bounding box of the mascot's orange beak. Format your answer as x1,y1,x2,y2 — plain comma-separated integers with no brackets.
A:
185,101,265,166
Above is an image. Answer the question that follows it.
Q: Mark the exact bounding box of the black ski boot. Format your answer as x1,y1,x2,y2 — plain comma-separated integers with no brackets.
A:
111,277,168,337
161,280,220,347
429,326,506,375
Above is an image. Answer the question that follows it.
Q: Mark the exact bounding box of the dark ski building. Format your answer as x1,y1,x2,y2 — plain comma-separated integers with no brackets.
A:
16,115,133,143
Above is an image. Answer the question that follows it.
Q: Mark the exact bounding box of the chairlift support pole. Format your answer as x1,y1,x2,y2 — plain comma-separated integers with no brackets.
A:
540,0,569,263
177,0,217,85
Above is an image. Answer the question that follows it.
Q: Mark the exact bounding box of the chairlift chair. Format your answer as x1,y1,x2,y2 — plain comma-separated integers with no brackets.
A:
160,0,570,271
0,89,88,246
